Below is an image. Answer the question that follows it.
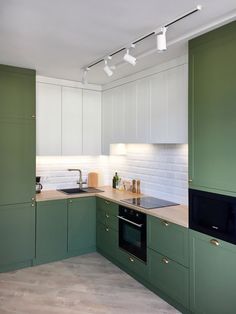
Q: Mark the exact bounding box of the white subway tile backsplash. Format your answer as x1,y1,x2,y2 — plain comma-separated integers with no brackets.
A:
36,144,188,205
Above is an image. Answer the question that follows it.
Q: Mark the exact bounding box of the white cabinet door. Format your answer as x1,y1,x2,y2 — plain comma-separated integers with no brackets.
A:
83,90,101,155
136,78,150,143
112,86,125,143
102,89,113,155
124,82,137,143
62,86,82,155
167,64,188,143
149,72,168,143
36,83,62,155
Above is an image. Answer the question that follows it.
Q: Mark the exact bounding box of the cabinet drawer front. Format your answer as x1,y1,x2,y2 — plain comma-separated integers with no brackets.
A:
96,223,118,259
148,216,189,267
96,197,118,217
116,248,148,281
96,207,118,231
149,249,189,309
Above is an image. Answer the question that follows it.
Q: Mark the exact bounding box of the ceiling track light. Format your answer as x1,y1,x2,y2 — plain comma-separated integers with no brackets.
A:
156,26,167,52
123,45,137,66
103,58,113,77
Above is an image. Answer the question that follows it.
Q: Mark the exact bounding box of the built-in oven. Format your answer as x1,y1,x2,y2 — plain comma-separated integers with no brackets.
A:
189,189,236,244
118,206,147,262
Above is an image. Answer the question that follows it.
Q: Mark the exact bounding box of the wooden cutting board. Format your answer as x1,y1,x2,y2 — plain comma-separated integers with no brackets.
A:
88,172,99,188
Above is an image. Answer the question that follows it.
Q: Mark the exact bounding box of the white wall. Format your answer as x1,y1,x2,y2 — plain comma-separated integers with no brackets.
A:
36,144,188,204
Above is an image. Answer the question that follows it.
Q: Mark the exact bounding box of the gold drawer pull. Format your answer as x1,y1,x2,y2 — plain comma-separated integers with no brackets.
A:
188,179,193,183
31,203,35,207
105,200,110,205
105,213,110,218
210,239,220,246
105,227,109,232
162,220,169,227
162,257,169,264
69,200,73,203
129,257,134,263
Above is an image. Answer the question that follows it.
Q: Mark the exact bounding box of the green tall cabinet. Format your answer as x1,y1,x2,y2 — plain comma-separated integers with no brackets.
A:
189,21,236,196
0,65,36,271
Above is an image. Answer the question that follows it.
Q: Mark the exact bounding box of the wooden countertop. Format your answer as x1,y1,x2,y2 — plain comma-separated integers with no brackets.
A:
36,186,188,228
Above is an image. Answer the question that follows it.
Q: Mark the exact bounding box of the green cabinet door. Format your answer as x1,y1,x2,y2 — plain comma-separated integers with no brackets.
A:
35,200,67,265
0,203,35,272
189,21,236,196
96,223,118,260
149,248,189,309
0,64,35,206
190,230,236,314
148,216,189,267
68,197,96,255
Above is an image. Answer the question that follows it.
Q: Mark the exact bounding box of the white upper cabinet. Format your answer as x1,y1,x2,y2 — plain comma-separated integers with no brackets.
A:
36,83,62,155
149,71,168,143
112,86,125,143
62,86,82,155
36,81,102,156
124,81,137,143
83,90,101,155
102,89,113,155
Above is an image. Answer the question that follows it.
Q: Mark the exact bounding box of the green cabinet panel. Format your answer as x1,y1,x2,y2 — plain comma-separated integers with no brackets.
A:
149,248,189,309
0,64,35,120
96,206,118,231
96,222,118,259
96,197,118,217
189,21,236,196
0,118,35,205
148,216,189,267
116,248,148,282
190,230,236,314
0,203,35,271
68,197,96,254
35,200,67,264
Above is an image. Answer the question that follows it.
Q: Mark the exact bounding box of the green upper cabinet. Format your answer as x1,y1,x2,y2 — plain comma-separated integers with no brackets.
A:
189,21,236,196
35,200,67,265
0,203,35,272
0,64,36,205
190,230,236,314
0,65,36,120
68,197,96,255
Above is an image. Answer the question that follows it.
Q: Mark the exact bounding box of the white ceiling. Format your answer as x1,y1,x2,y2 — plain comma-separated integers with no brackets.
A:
0,0,235,85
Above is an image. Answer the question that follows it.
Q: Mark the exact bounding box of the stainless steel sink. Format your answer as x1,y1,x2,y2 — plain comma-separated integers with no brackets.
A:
58,187,104,195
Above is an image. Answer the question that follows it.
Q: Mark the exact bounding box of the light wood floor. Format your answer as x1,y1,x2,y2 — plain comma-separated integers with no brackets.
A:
0,253,180,314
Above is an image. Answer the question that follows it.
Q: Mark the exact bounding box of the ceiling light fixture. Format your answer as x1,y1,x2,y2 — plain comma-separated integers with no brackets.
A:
123,44,137,66
103,58,113,77
156,26,167,52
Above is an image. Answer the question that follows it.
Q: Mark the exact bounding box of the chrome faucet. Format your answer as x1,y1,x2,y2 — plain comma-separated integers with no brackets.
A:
68,168,83,189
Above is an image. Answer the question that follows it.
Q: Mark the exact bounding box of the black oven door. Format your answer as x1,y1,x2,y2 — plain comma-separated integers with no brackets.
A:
118,209,146,262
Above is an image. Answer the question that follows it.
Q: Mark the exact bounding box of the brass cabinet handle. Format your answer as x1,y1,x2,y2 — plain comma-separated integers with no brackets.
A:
69,200,73,203
32,115,36,118
105,213,110,218
129,257,134,263
210,239,220,246
162,220,169,227
188,179,193,183
31,203,35,207
31,197,35,201
162,257,169,264
105,227,109,232
105,200,110,205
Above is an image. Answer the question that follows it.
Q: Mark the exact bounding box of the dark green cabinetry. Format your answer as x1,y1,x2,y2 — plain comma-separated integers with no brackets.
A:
189,21,236,196
35,200,67,265
190,230,236,314
0,65,36,206
0,203,35,272
68,197,96,256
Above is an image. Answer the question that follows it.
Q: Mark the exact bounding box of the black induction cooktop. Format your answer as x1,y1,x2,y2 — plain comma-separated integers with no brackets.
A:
121,197,179,209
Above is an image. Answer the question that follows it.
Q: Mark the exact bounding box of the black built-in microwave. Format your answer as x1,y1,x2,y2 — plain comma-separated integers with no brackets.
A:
189,189,236,244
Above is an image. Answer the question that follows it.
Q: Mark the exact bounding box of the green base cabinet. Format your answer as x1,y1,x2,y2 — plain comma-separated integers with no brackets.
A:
35,200,67,265
0,203,35,272
190,230,236,314
149,248,189,309
96,223,118,259
68,197,96,256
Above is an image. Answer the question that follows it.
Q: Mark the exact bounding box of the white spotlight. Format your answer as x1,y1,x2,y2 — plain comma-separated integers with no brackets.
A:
103,60,113,77
157,26,167,52
123,49,136,66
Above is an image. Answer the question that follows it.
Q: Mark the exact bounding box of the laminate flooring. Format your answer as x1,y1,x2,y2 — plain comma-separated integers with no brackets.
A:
0,253,180,314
